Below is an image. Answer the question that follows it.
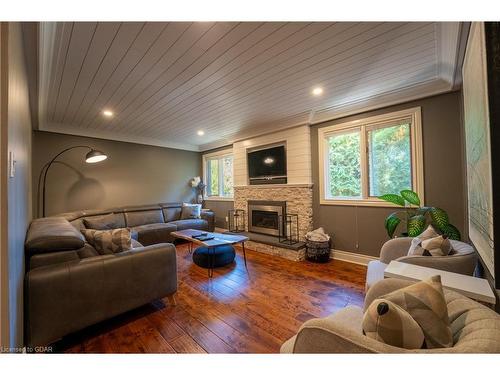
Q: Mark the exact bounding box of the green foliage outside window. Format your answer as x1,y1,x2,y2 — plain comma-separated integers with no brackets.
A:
327,123,412,199
368,123,411,196
208,159,219,196
328,131,361,198
206,155,233,198
222,156,233,197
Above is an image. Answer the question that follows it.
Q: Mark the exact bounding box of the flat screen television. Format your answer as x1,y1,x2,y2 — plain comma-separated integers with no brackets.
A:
247,145,287,184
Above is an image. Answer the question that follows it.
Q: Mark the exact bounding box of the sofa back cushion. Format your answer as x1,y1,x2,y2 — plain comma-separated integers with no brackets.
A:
124,208,164,227
83,213,125,230
25,217,85,254
162,206,182,222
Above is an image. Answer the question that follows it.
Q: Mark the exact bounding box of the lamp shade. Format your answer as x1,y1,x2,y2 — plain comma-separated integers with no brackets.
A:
85,149,108,163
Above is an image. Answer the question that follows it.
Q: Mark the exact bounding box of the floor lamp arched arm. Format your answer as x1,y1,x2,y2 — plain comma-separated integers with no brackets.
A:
41,145,92,217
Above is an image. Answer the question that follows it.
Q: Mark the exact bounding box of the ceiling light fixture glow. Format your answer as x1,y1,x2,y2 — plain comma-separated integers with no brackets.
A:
312,87,323,96
102,110,114,118
197,130,205,136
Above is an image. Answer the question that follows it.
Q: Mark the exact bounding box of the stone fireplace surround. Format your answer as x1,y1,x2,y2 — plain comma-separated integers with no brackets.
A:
233,184,313,261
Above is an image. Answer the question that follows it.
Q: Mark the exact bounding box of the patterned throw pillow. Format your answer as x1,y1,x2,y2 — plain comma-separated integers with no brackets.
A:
81,228,132,255
418,235,453,256
407,225,439,256
381,275,453,349
180,203,202,219
363,299,425,349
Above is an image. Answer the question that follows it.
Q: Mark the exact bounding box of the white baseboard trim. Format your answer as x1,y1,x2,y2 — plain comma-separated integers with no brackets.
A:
330,249,378,266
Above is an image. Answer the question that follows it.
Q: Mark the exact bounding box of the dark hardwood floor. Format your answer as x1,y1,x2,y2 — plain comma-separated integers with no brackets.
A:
57,243,367,353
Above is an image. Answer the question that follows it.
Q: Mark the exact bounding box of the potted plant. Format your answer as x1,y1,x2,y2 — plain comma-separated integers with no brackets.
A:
190,176,206,204
378,189,461,240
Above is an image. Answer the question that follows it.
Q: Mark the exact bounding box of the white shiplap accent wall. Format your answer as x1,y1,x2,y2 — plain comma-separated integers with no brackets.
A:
233,125,312,186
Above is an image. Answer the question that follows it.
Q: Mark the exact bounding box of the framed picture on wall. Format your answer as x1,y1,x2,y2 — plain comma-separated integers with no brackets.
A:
462,22,500,288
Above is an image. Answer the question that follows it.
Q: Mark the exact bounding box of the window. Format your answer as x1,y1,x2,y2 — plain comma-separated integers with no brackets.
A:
319,107,423,206
203,151,234,199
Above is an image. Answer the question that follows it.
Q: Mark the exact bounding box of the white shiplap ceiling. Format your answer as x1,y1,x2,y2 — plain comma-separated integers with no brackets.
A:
37,22,464,151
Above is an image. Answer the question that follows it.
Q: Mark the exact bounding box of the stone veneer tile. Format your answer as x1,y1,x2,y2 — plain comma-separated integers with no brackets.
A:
246,241,306,262
235,185,313,261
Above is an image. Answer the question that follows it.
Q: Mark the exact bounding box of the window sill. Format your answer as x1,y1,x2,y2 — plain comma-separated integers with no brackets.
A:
319,198,408,208
204,197,234,202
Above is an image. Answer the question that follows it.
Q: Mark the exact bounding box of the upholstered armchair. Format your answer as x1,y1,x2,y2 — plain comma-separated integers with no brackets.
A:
280,278,500,353
365,237,477,291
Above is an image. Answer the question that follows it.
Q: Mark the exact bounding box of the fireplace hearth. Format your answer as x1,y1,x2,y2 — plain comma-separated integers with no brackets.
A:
248,200,286,236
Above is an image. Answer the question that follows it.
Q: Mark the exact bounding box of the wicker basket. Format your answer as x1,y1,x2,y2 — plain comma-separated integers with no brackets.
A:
305,239,330,263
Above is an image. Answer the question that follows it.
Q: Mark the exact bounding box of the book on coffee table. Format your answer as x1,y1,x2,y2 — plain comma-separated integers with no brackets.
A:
192,233,214,241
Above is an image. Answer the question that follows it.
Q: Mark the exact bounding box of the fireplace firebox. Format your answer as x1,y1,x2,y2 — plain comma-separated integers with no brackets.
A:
248,200,286,236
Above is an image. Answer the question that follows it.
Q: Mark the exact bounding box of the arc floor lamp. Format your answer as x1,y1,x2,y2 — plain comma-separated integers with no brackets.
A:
37,145,108,217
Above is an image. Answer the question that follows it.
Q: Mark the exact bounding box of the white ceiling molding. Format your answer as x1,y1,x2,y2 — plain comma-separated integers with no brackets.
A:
436,22,462,89
35,22,465,152
198,78,453,151
37,21,58,131
42,122,199,151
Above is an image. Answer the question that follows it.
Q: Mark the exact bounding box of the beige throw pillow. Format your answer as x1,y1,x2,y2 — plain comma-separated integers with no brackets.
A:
180,203,202,219
82,228,132,255
363,299,425,349
420,235,453,256
407,225,439,256
381,275,453,349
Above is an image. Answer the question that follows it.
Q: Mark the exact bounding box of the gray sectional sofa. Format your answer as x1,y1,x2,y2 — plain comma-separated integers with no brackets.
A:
24,203,215,347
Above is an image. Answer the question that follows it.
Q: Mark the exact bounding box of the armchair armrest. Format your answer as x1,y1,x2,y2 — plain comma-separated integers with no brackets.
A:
201,209,215,232
292,306,405,353
379,237,413,264
396,252,477,276
25,243,177,346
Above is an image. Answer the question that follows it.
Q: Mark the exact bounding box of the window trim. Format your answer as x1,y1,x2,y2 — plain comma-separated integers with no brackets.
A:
202,149,234,201
318,107,424,207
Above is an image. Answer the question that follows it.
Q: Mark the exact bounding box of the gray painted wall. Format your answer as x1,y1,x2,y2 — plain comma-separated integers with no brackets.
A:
4,22,32,349
203,200,234,229
311,91,467,257
32,131,201,216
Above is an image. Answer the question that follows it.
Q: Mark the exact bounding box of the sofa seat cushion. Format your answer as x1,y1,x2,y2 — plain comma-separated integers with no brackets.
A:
132,222,177,246
365,260,387,292
169,219,208,231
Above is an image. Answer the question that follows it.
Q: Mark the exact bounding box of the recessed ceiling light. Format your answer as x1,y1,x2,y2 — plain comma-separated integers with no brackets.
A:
312,87,323,96
197,130,205,136
102,109,114,118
